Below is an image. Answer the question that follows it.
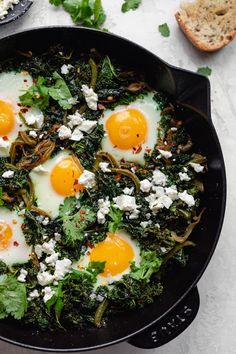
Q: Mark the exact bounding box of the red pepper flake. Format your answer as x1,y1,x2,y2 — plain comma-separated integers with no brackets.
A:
13,241,19,247
21,224,25,230
33,79,37,84
80,209,86,214
17,103,22,107
20,108,29,114
80,215,85,220
86,241,94,249
98,103,106,110
2,136,8,141
133,145,142,154
145,148,151,153
114,174,122,181
120,158,126,163
24,79,28,83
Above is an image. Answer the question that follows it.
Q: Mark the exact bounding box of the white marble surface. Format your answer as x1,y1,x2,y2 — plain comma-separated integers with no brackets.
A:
0,1,236,353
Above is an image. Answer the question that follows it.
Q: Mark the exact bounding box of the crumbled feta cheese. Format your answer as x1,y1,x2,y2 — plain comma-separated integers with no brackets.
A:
140,179,152,193
29,130,37,138
79,120,97,133
151,186,165,197
113,195,139,212
123,187,134,195
165,185,178,201
67,111,83,128
57,125,72,140
146,193,172,212
18,208,26,216
97,197,110,224
189,162,204,173
54,259,72,280
24,109,44,129
54,233,62,241
156,195,173,209
28,289,40,300
140,221,152,228
33,165,48,174
36,215,44,223
35,244,43,259
171,127,177,132
81,84,98,110
61,64,73,75
99,162,111,173
70,127,84,141
78,170,96,188
146,213,151,219
178,190,195,207
42,286,55,303
2,170,14,178
152,170,167,186
17,269,28,283
96,294,105,302
0,0,20,20
41,239,57,255
179,172,191,181
129,209,140,219
42,217,50,226
37,271,54,286
68,96,78,105
40,263,47,272
158,149,172,159
45,252,59,266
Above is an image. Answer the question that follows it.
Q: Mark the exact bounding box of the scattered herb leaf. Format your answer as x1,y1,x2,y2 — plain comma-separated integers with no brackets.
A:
121,0,142,12
197,67,212,77
158,23,170,37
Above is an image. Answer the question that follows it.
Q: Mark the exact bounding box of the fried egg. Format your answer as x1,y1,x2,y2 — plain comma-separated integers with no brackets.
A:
0,71,43,157
74,231,141,288
29,151,84,219
99,93,161,165
0,208,32,266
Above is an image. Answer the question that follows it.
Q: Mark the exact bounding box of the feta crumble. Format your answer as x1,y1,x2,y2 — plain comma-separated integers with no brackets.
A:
33,165,49,174
17,269,28,283
113,195,139,212
140,221,152,228
140,179,152,193
54,259,72,280
24,109,44,129
189,162,204,173
179,172,191,181
57,125,72,140
2,170,14,178
165,185,178,201
123,187,134,195
78,170,96,189
99,162,111,173
67,111,83,128
0,0,20,20
152,170,167,186
28,289,40,300
81,84,98,110
178,190,195,207
29,130,37,138
37,271,54,286
97,197,110,224
158,149,172,159
42,287,55,303
61,64,73,75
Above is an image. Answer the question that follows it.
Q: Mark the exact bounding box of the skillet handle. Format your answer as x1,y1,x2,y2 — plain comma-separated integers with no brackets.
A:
128,287,199,349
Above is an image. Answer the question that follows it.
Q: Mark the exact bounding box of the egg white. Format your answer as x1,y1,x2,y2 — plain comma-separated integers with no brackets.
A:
0,208,32,266
0,71,43,157
99,93,161,165
73,231,141,288
29,150,80,219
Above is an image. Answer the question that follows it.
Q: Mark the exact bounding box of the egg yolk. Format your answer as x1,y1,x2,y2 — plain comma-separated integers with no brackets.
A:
106,108,147,150
90,233,135,277
50,156,84,196
0,100,15,136
0,221,13,250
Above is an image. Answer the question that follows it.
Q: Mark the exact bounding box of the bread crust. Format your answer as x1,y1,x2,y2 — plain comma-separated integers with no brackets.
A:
175,8,236,52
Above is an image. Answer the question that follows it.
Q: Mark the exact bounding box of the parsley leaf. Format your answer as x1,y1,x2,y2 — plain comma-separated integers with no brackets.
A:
130,251,162,282
49,72,73,110
158,23,170,37
87,261,106,274
197,67,212,77
0,275,27,320
121,0,142,12
19,76,49,110
50,0,106,29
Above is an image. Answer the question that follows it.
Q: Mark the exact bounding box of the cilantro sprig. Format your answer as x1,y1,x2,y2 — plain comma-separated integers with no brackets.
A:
158,23,170,37
197,67,212,77
121,0,142,12
49,0,106,29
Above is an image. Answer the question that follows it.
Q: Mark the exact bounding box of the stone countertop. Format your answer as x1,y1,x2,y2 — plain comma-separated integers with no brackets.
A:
0,1,236,353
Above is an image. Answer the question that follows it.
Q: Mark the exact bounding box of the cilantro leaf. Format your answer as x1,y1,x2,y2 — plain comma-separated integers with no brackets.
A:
108,205,123,233
121,0,142,12
197,67,212,77
0,275,27,320
50,0,106,29
49,72,73,110
158,23,170,37
45,282,63,322
60,199,96,246
130,251,162,282
19,76,50,110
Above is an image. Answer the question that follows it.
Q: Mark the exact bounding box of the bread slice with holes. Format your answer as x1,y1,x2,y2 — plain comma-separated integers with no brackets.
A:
175,0,236,52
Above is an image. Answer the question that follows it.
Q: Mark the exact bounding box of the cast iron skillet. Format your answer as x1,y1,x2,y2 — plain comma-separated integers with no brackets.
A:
0,27,226,351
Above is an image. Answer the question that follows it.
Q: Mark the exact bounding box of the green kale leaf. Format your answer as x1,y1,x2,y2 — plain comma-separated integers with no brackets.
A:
0,275,27,320
130,251,162,281
158,23,170,37
0,261,7,275
121,0,142,12
49,71,73,110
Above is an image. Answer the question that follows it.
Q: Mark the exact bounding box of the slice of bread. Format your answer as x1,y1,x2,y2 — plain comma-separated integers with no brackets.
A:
175,0,236,52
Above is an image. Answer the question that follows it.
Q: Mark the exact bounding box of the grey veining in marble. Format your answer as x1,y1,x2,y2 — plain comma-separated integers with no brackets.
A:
0,1,236,353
